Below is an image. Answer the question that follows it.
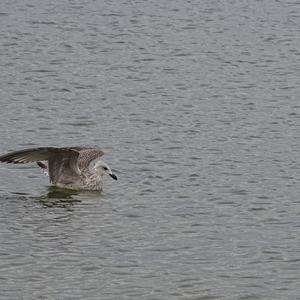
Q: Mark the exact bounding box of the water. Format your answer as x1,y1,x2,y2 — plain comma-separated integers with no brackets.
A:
0,0,299,299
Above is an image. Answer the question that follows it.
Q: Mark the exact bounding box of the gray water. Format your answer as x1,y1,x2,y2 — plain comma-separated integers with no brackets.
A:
0,0,299,299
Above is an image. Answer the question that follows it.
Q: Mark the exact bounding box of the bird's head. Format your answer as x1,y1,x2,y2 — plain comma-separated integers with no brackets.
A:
94,160,117,180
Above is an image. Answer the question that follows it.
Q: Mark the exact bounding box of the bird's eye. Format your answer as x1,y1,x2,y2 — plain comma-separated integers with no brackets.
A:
103,166,108,171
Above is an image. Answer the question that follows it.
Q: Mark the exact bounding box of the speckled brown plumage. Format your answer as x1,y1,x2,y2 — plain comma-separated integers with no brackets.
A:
0,147,117,191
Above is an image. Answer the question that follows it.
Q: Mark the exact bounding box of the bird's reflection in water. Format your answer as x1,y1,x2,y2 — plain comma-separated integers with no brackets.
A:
47,186,82,199
37,186,101,208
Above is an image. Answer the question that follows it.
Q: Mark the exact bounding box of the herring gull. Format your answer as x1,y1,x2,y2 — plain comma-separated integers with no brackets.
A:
0,147,117,191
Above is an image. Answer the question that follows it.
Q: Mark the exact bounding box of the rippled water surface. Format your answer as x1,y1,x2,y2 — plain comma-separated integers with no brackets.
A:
0,0,300,299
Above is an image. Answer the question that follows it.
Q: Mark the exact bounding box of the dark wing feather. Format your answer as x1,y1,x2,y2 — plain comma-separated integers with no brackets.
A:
0,147,78,164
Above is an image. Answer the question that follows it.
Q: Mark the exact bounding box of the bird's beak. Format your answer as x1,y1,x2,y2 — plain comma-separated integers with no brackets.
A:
109,173,118,180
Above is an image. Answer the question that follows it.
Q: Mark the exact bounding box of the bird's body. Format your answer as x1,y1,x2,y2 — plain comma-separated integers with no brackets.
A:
0,147,117,191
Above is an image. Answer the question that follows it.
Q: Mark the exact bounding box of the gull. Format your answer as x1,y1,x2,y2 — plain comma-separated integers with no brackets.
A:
0,147,117,191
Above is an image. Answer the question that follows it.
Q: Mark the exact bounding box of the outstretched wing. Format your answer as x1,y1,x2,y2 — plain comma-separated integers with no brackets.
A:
0,147,81,184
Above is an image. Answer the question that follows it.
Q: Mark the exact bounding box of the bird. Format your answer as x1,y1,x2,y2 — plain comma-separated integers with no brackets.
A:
0,147,117,191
